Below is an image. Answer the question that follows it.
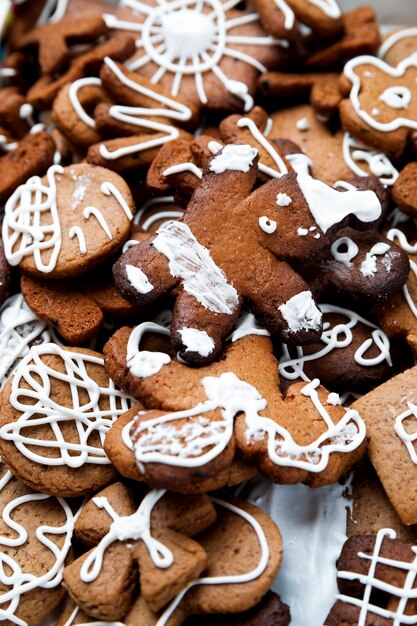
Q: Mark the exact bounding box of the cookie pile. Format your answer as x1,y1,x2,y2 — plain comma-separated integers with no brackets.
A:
0,1,417,624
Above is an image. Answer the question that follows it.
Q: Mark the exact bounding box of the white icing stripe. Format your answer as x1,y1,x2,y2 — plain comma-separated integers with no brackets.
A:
0,294,50,388
3,165,63,273
83,207,112,239
344,55,417,133
127,321,171,379
237,117,289,178
178,327,215,356
272,0,295,29
35,0,69,24
307,0,341,18
100,181,134,220
126,264,154,294
133,195,176,225
153,221,239,314
342,133,399,186
0,470,75,624
133,371,365,473
141,210,184,231
378,27,417,60
68,77,101,129
280,303,392,381
163,162,203,178
0,343,131,467
80,489,172,583
62,605,126,626
331,236,359,265
69,226,87,255
394,402,417,464
387,228,417,320
156,496,270,626
337,528,417,626
288,153,381,233
209,143,258,173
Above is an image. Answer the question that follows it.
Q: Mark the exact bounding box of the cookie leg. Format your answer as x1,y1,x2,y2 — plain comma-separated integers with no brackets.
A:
113,238,177,306
244,257,323,344
170,290,242,364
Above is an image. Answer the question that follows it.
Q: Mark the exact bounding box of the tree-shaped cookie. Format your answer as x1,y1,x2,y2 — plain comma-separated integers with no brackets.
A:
103,316,366,489
63,482,216,621
114,143,382,364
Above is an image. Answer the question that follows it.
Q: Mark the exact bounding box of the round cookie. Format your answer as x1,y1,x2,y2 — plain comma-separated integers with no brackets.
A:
3,163,135,279
0,464,75,626
0,343,131,496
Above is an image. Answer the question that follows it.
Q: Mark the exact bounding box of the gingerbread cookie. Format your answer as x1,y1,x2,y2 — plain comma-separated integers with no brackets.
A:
0,464,75,626
3,163,135,279
379,27,417,67
0,343,131,496
103,316,366,489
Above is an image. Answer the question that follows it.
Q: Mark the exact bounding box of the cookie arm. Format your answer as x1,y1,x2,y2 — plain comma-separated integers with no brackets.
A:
113,238,178,306
243,253,323,343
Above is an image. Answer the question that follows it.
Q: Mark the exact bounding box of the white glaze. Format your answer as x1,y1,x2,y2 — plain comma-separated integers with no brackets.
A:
307,0,341,18
272,0,295,29
237,117,289,178
342,133,399,185
36,0,69,24
379,27,417,61
68,77,101,129
126,264,154,294
387,228,417,320
330,236,359,266
126,321,171,379
229,311,270,342
259,216,277,234
280,303,392,381
163,162,203,179
296,116,310,131
83,207,112,239
379,85,412,109
68,226,87,255
360,242,391,278
394,402,417,464
153,221,239,314
278,290,322,334
178,327,215,357
0,343,131,467
276,192,292,206
209,143,258,173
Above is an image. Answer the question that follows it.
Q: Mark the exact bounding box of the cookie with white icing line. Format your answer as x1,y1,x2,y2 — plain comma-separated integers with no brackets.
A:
379,27,417,67
0,343,132,497
0,463,75,626
114,143,384,362
340,53,417,158
392,162,417,220
325,529,417,625
280,303,394,393
63,482,216,620
2,163,135,279
352,365,417,525
103,319,366,489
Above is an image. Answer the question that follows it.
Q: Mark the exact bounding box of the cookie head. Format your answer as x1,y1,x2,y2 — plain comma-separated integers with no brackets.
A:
2,163,135,279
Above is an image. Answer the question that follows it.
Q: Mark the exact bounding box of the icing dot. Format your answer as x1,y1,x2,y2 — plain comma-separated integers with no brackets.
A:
297,227,308,236
296,117,310,131
379,86,412,109
276,193,292,207
259,216,277,234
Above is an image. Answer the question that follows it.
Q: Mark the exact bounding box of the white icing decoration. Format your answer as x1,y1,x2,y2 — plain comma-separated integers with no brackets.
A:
0,136,18,152
327,392,341,406
80,489,172,583
278,291,322,334
287,153,381,234
35,0,69,24
280,303,392,381
2,165,63,273
394,402,417,464
244,475,352,626
153,221,239,314
133,195,176,225
360,242,391,278
272,0,295,29
163,162,203,178
209,143,258,174
83,207,112,239
141,210,184,231
0,68,16,78
0,469,75,625
229,311,270,342
0,343,131,467
68,226,87,255
68,77,101,129
0,294,50,389
126,264,154,294
333,181,357,191
237,118,289,178
133,371,365,473
127,321,171,379
276,193,292,207
62,604,125,626
307,0,341,18
379,27,417,61
330,236,359,266
296,116,310,131
100,181,134,221
259,216,277,234
178,327,215,357
337,527,417,626
297,227,308,236
344,55,417,132
342,133,399,186
380,85,412,109
156,496,270,626
387,228,417,320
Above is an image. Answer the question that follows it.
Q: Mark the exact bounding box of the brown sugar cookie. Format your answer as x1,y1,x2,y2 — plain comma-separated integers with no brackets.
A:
340,52,417,158
0,343,131,497
103,319,366,490
63,482,216,620
0,463,75,626
379,28,417,66
2,163,135,279
352,365,417,525
0,131,56,204
392,162,417,218
122,496,282,625
20,275,104,345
